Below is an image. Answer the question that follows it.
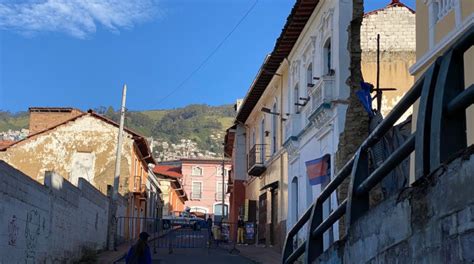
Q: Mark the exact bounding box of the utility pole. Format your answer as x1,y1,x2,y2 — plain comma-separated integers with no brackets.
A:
108,84,127,251
222,150,226,220
113,84,127,198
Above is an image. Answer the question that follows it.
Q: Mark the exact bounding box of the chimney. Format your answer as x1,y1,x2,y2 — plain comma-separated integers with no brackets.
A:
28,107,83,134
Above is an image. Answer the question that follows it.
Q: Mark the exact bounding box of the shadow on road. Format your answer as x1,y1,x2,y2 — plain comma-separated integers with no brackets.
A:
153,248,254,264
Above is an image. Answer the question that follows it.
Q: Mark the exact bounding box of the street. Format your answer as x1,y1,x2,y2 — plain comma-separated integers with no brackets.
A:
153,248,254,264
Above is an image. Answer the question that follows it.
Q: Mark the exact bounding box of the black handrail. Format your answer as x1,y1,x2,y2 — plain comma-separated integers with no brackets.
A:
282,25,473,264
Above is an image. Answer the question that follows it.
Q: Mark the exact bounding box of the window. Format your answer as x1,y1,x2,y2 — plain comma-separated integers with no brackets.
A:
192,166,203,176
216,166,230,177
307,63,313,87
191,182,202,199
260,118,266,162
323,39,332,75
216,181,228,200
294,84,300,113
272,102,278,154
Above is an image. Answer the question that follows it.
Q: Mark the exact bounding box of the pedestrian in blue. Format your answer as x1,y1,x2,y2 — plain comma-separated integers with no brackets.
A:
125,232,152,264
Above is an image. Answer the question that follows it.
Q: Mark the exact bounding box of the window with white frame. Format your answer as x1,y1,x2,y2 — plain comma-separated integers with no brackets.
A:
216,166,230,177
191,181,202,199
192,166,203,176
307,63,313,87
216,181,228,200
272,102,278,154
324,38,332,75
294,84,300,114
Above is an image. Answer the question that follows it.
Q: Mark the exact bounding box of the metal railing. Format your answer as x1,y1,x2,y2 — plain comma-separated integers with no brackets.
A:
282,26,474,264
248,144,268,175
133,176,144,192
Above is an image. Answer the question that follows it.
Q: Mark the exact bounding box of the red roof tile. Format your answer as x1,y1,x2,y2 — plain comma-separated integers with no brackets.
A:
0,140,15,149
153,165,182,179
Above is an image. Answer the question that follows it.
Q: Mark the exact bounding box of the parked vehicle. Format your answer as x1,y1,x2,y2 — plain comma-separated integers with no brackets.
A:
162,210,206,231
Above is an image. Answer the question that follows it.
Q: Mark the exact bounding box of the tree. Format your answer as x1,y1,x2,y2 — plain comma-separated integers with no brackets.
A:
335,0,368,239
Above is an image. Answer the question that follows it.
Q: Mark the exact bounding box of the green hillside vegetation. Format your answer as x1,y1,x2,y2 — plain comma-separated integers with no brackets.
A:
1,104,235,155
0,111,29,131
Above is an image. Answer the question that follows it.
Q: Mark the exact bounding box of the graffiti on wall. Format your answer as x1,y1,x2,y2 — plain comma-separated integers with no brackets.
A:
25,210,41,262
8,215,19,246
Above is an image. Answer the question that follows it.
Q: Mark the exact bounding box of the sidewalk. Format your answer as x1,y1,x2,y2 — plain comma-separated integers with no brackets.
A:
95,243,130,263
228,244,282,264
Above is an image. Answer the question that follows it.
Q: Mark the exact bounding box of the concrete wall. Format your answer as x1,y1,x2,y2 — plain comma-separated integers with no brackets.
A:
0,161,113,263
316,150,474,264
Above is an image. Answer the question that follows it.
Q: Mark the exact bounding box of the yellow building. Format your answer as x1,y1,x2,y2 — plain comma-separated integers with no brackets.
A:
410,1,473,180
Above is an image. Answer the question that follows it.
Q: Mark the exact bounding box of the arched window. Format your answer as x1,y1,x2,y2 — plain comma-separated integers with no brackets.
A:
260,118,266,162
294,84,300,114
307,63,313,87
192,166,203,176
323,38,332,75
272,101,278,154
291,177,299,223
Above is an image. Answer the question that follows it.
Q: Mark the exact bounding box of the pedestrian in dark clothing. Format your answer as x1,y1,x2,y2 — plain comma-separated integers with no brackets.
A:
237,217,245,244
207,216,213,240
207,216,213,228
125,232,152,264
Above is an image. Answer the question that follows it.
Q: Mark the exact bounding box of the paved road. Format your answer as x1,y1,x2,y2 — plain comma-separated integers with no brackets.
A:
148,227,253,263
153,248,254,264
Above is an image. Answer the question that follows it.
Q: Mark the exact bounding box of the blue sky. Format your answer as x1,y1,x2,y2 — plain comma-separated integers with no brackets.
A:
0,0,415,113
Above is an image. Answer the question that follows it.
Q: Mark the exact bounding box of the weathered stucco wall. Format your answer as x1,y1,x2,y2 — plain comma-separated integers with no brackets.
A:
316,150,474,264
0,161,112,263
0,115,134,195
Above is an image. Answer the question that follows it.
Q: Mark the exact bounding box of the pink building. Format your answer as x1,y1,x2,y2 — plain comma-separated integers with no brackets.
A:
161,158,231,222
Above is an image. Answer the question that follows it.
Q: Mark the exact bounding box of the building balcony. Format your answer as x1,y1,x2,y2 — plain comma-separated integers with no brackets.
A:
248,144,268,177
307,76,335,126
133,175,146,193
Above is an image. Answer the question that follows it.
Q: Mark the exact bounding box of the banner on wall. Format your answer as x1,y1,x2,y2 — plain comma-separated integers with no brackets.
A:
305,154,331,186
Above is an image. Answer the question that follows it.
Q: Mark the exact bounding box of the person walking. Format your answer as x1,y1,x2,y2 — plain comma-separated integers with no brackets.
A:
125,232,152,264
237,216,245,245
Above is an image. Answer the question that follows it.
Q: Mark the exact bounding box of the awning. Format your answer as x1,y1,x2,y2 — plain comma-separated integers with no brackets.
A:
260,181,279,191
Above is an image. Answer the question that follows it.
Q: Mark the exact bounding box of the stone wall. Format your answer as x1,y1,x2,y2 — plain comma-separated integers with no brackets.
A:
361,5,415,52
0,161,117,263
317,150,474,263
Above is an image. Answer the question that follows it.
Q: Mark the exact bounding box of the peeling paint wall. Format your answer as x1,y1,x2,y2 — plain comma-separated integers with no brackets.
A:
0,161,112,263
0,115,135,196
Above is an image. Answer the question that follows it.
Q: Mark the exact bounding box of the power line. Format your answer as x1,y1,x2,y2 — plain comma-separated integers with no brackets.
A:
156,0,259,105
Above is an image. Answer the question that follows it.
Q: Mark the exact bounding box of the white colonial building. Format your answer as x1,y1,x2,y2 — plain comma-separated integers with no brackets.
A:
284,0,353,249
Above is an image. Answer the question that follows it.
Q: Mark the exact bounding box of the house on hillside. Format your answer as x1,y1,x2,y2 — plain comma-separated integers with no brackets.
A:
0,107,162,222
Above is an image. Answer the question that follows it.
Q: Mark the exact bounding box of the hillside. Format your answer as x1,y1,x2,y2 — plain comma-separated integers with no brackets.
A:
0,104,236,160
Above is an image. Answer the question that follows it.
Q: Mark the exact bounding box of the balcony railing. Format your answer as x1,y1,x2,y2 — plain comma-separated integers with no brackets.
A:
282,26,474,264
308,76,334,115
284,116,302,142
133,176,145,193
248,144,268,176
